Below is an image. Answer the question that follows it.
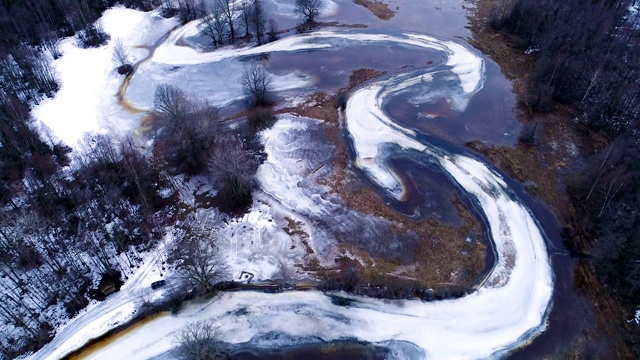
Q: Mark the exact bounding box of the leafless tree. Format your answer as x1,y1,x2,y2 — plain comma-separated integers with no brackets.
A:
242,62,271,106
295,0,324,23
171,222,228,294
200,4,227,46
153,85,219,173
239,0,253,37
580,67,601,110
154,85,191,125
178,0,204,22
112,39,129,67
160,0,176,16
267,19,278,42
208,135,258,210
112,39,132,75
251,0,266,44
174,320,229,360
218,0,236,42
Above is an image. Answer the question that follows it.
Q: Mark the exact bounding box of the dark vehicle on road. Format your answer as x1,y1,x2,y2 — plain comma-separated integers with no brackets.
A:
151,280,167,290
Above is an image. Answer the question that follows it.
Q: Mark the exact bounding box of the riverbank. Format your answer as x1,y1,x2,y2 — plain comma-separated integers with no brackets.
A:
467,0,636,357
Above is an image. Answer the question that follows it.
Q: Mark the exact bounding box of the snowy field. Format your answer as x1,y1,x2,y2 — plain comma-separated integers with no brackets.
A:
32,7,179,147
30,3,554,360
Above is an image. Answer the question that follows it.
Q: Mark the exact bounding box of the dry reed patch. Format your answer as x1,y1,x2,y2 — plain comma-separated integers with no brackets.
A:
353,0,395,20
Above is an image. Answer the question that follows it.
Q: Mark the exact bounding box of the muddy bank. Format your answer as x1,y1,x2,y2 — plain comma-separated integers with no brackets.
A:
353,0,395,20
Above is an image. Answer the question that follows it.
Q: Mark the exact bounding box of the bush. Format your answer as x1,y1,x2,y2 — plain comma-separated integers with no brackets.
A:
518,121,539,145
174,321,230,360
208,135,258,213
336,91,348,110
78,24,110,48
526,83,553,112
247,107,276,132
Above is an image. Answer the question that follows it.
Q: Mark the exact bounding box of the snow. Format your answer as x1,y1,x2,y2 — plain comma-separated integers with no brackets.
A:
256,117,335,218
214,201,304,282
31,7,178,147
30,233,174,360
126,57,312,110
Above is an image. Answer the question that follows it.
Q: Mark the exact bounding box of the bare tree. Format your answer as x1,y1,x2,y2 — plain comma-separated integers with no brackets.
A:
251,0,266,44
112,39,132,75
242,62,271,106
218,0,236,42
178,0,204,22
172,232,227,295
154,85,191,124
200,4,227,46
295,0,324,23
580,67,601,110
153,85,219,173
208,135,258,210
267,19,278,42
239,0,253,37
174,320,229,360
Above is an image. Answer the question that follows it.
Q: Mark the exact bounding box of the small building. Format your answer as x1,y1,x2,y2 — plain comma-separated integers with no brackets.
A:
98,278,116,296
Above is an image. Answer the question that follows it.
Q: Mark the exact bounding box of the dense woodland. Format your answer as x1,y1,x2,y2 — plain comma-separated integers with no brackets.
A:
0,0,287,356
490,0,640,339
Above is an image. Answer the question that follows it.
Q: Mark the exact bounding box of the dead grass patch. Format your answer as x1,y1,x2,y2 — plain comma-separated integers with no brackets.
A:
283,217,314,255
353,0,395,20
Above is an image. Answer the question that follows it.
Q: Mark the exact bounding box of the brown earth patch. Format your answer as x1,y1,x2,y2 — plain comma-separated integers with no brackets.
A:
283,217,314,255
353,0,395,20
348,68,386,89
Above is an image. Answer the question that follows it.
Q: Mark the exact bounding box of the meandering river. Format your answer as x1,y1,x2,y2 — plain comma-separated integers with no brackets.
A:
33,2,602,359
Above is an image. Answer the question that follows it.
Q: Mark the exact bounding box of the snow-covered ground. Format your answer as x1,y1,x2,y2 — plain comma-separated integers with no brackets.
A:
28,234,173,360
32,7,178,147
29,5,554,360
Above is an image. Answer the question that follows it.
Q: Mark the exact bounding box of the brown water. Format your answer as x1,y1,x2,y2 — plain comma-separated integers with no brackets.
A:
65,311,169,360
387,59,521,146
